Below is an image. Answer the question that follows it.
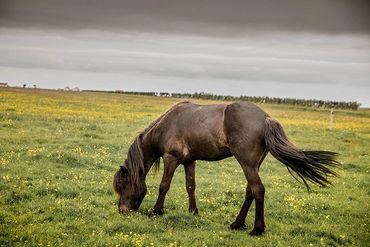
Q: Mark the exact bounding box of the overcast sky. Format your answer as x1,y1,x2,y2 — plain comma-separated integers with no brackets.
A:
1,0,369,106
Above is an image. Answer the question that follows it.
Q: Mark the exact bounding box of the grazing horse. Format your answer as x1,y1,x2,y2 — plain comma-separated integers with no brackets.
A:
113,101,338,235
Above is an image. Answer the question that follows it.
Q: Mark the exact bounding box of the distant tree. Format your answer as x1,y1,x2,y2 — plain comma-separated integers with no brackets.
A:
81,90,360,110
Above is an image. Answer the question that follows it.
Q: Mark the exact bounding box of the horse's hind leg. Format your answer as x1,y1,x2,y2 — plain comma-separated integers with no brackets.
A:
224,102,268,235
153,154,179,215
231,145,267,236
184,161,198,214
230,184,253,229
246,158,267,236
230,149,267,233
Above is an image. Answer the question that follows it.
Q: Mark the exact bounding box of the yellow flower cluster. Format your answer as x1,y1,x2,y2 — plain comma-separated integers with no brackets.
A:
0,90,168,122
114,232,147,247
284,194,306,210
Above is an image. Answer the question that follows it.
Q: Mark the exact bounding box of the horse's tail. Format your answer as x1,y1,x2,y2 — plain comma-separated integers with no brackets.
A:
264,117,338,190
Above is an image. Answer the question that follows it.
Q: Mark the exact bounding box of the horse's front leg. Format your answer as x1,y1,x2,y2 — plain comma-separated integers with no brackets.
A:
153,154,179,215
184,161,198,214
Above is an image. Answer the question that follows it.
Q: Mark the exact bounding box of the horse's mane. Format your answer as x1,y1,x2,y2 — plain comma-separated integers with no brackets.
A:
125,101,190,189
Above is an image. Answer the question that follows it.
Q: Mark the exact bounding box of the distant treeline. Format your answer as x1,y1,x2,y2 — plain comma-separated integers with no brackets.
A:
83,90,361,110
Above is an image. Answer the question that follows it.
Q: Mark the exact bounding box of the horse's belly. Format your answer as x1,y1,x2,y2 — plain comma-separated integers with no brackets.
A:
196,147,232,161
185,136,232,162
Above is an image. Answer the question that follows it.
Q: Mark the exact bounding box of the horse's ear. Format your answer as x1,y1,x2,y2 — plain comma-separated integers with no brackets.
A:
120,165,128,176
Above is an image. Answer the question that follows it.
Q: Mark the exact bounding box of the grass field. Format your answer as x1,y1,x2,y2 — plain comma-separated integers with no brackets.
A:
0,88,369,246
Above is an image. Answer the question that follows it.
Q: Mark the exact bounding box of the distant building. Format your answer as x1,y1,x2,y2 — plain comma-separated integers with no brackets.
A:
155,92,172,97
160,92,172,97
0,82,8,87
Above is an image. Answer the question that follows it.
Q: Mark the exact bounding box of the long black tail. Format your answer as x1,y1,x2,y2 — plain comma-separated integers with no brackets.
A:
264,117,338,190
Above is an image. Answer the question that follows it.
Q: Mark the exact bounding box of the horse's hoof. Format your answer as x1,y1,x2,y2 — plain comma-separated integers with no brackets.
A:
152,208,164,216
230,221,246,230
249,227,264,236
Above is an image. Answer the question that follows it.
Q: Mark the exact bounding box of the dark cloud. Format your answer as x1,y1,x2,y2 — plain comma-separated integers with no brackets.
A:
1,1,369,106
1,0,369,35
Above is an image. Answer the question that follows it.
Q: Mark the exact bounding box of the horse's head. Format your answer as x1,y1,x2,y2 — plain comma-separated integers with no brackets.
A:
113,164,147,213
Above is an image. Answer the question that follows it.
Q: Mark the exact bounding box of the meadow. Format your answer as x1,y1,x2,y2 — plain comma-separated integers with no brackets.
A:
0,88,369,246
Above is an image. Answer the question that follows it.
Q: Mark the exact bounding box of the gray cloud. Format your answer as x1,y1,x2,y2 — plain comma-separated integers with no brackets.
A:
1,0,369,35
1,29,369,87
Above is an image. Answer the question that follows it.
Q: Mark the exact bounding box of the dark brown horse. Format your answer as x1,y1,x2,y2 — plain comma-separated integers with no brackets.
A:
113,101,338,235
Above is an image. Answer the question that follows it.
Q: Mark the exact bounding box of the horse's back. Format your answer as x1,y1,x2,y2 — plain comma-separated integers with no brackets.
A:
158,102,227,133
154,102,230,162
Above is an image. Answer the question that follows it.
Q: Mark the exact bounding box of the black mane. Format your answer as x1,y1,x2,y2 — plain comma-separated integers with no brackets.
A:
124,101,190,189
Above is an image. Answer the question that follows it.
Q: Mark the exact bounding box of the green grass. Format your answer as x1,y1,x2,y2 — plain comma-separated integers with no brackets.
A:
0,88,369,246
